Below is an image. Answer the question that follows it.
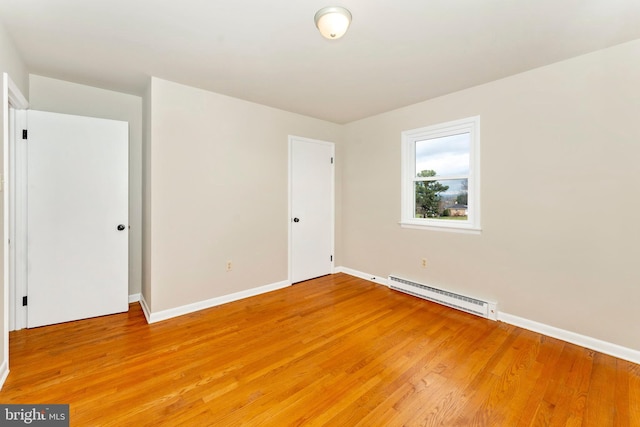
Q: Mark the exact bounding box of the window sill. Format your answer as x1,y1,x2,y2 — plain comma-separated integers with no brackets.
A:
399,221,482,235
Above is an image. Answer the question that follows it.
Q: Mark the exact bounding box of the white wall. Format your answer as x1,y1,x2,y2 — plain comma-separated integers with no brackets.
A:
0,22,27,97
28,75,143,297
341,39,640,351
144,77,342,312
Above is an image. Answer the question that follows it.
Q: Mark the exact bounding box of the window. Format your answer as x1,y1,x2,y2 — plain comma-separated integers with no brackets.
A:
401,116,480,233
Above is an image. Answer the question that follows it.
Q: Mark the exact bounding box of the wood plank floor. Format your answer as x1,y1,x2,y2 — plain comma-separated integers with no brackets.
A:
1,273,638,426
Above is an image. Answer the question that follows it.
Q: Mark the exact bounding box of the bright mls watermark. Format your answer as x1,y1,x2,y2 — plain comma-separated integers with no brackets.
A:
0,405,69,426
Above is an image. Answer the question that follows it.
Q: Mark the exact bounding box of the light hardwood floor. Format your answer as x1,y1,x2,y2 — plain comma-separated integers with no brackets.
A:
1,273,638,426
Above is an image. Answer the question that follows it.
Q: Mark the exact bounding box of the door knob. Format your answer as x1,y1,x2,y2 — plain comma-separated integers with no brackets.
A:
117,224,126,231
293,218,300,223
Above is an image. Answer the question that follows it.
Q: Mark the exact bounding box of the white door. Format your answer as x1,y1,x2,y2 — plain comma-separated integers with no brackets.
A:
289,136,334,283
27,110,129,328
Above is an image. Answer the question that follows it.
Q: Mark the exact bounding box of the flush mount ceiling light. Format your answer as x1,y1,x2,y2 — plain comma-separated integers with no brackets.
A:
314,6,352,40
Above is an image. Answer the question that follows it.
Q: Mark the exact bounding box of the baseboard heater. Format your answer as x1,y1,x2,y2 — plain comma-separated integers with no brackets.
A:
388,275,497,320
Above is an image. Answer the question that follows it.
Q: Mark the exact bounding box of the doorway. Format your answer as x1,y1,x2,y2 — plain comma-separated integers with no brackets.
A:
2,73,28,387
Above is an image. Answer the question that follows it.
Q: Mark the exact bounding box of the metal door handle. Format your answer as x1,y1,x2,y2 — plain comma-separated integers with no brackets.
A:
117,224,126,231
293,218,300,223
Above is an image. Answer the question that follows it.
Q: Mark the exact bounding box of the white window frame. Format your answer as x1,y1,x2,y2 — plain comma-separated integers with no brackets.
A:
400,116,481,234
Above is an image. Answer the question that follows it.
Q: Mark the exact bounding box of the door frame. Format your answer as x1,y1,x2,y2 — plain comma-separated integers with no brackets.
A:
287,135,335,284
10,106,27,331
7,82,27,332
4,76,28,332
2,73,28,387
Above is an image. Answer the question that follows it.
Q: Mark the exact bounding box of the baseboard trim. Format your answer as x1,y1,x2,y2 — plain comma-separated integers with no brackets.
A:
0,360,9,390
498,312,640,365
334,266,389,286
338,267,640,365
139,294,152,324
128,293,141,303
143,280,291,324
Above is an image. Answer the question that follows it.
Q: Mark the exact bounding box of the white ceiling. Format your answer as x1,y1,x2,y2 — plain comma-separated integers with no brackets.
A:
1,0,640,124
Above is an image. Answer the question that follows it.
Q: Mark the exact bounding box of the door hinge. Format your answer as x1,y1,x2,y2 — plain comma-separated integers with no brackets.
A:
22,129,27,140
330,255,333,262
22,296,27,306
331,157,334,164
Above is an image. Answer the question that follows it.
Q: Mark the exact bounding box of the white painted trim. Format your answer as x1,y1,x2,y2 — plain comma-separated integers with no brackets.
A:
2,73,9,390
337,267,640,365
288,135,335,283
128,293,141,303
143,280,291,324
5,73,28,335
498,312,640,365
11,108,27,331
139,294,151,324
399,222,482,234
288,138,292,282
2,74,28,390
335,266,389,286
6,107,15,332
7,77,28,109
0,360,8,389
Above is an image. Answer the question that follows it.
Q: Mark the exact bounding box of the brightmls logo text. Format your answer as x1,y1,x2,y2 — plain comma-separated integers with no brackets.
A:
5,407,47,424
0,405,69,426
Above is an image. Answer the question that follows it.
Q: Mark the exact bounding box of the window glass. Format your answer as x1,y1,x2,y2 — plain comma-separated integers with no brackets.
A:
414,179,468,219
415,133,470,177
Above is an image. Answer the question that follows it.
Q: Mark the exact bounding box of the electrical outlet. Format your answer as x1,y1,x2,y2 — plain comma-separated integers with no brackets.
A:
226,261,232,272
421,258,427,268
